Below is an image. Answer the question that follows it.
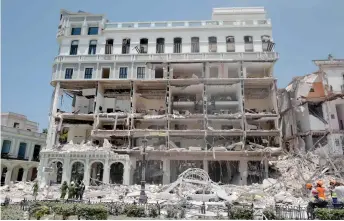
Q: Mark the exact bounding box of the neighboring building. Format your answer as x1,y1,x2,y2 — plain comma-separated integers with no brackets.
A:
1,112,46,185
281,55,344,155
39,7,281,187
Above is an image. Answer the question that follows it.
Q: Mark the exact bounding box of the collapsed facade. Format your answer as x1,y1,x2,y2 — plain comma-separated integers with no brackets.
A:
38,7,281,187
280,55,344,155
1,112,46,185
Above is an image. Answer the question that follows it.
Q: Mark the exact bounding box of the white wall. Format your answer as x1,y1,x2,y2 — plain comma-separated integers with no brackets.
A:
1,113,39,132
322,66,344,93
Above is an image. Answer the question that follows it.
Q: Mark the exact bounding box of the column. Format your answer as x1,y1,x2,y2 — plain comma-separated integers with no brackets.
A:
203,160,208,173
129,157,136,185
62,156,70,183
103,158,110,184
239,159,248,186
84,158,90,186
47,82,60,149
123,161,131,185
5,167,13,185
264,159,269,179
22,168,29,182
38,155,49,187
94,83,104,114
162,159,170,185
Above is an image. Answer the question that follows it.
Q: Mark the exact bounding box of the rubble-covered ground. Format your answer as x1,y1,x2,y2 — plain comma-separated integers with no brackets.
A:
1,152,342,211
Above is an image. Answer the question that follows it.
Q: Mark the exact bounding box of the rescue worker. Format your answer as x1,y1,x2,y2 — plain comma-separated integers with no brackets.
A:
75,181,81,200
60,181,68,199
80,181,85,200
68,181,75,199
329,179,344,206
315,180,326,201
306,182,328,219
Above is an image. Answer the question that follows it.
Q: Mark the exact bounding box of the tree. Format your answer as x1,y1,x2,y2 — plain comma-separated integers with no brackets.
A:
42,128,48,134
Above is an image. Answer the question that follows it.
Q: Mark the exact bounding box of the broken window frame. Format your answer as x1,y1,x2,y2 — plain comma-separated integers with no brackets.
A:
65,68,74,79
84,68,93,79
191,37,199,53
137,67,145,79
156,38,165,53
119,67,128,79
208,36,217,52
88,40,97,55
226,36,235,52
173,37,182,53
70,40,79,55
122,38,131,54
105,39,114,54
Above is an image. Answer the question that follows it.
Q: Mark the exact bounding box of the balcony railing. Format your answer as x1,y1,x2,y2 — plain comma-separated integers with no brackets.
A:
104,19,271,30
54,52,279,64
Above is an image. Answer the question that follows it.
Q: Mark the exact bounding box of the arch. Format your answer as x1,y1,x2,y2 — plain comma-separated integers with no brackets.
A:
11,166,24,182
110,162,124,184
173,37,182,53
71,161,84,183
89,161,104,186
49,161,63,184
28,167,38,181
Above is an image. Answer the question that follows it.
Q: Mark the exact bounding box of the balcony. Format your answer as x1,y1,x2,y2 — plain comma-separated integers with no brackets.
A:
104,19,271,30
1,153,29,161
53,52,278,64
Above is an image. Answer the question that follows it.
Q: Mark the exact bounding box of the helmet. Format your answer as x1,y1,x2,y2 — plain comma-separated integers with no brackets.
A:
306,183,313,189
316,180,324,186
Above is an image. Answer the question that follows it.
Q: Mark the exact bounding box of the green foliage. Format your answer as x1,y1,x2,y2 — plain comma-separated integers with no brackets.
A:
315,208,344,220
148,206,159,218
229,207,254,220
52,203,76,220
0,205,25,220
123,204,146,217
76,204,108,220
33,205,50,220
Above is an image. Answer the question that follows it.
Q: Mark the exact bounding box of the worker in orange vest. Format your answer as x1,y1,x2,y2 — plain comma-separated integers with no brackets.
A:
315,180,326,200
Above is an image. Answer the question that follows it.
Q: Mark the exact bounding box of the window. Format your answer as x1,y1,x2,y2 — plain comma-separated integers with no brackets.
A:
226,36,235,52
13,122,19,128
156,38,165,53
140,38,148,53
88,27,98,35
208,36,217,52
105,39,113,54
18,142,27,159
32,145,41,161
88,40,97,55
261,35,272,52
244,36,253,52
122,38,130,54
309,88,315,92
65,68,73,79
102,68,110,79
137,67,145,79
1,140,11,154
70,40,79,55
119,67,128,79
173,37,182,53
84,68,93,79
191,37,199,53
71,27,81,35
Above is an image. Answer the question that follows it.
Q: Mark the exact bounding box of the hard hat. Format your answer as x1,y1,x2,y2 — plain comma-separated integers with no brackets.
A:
306,183,313,189
316,180,324,186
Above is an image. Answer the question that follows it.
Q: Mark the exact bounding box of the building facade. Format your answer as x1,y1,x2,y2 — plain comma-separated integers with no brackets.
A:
1,112,46,185
39,7,281,187
281,55,344,155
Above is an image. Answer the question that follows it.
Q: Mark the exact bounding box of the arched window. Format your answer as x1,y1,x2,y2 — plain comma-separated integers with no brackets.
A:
156,38,165,53
226,36,235,52
70,40,79,55
88,40,97,55
208,36,217,52
122,38,130,54
140,38,148,53
173,37,182,53
105,39,114,54
191,37,199,53
244,36,253,52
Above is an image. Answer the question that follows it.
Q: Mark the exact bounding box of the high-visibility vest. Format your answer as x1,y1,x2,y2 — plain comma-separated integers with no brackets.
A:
316,187,326,200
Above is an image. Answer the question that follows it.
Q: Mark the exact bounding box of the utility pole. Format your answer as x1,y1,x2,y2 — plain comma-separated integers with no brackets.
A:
139,138,148,203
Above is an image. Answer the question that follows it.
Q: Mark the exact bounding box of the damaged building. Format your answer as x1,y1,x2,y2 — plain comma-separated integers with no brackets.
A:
38,7,282,187
280,55,344,155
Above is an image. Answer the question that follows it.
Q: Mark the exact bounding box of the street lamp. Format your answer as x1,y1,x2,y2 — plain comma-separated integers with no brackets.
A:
139,138,148,203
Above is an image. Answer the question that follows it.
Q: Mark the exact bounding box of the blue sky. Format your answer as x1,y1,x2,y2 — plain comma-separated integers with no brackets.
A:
2,0,344,130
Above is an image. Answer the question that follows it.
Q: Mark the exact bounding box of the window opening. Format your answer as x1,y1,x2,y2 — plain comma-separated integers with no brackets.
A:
137,67,145,79
102,68,110,79
70,40,79,55
191,37,199,53
65,68,73,79
84,68,93,79
88,40,97,55
119,67,128,79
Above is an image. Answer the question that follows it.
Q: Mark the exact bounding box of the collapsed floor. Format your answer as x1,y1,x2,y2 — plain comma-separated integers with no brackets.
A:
1,152,343,210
